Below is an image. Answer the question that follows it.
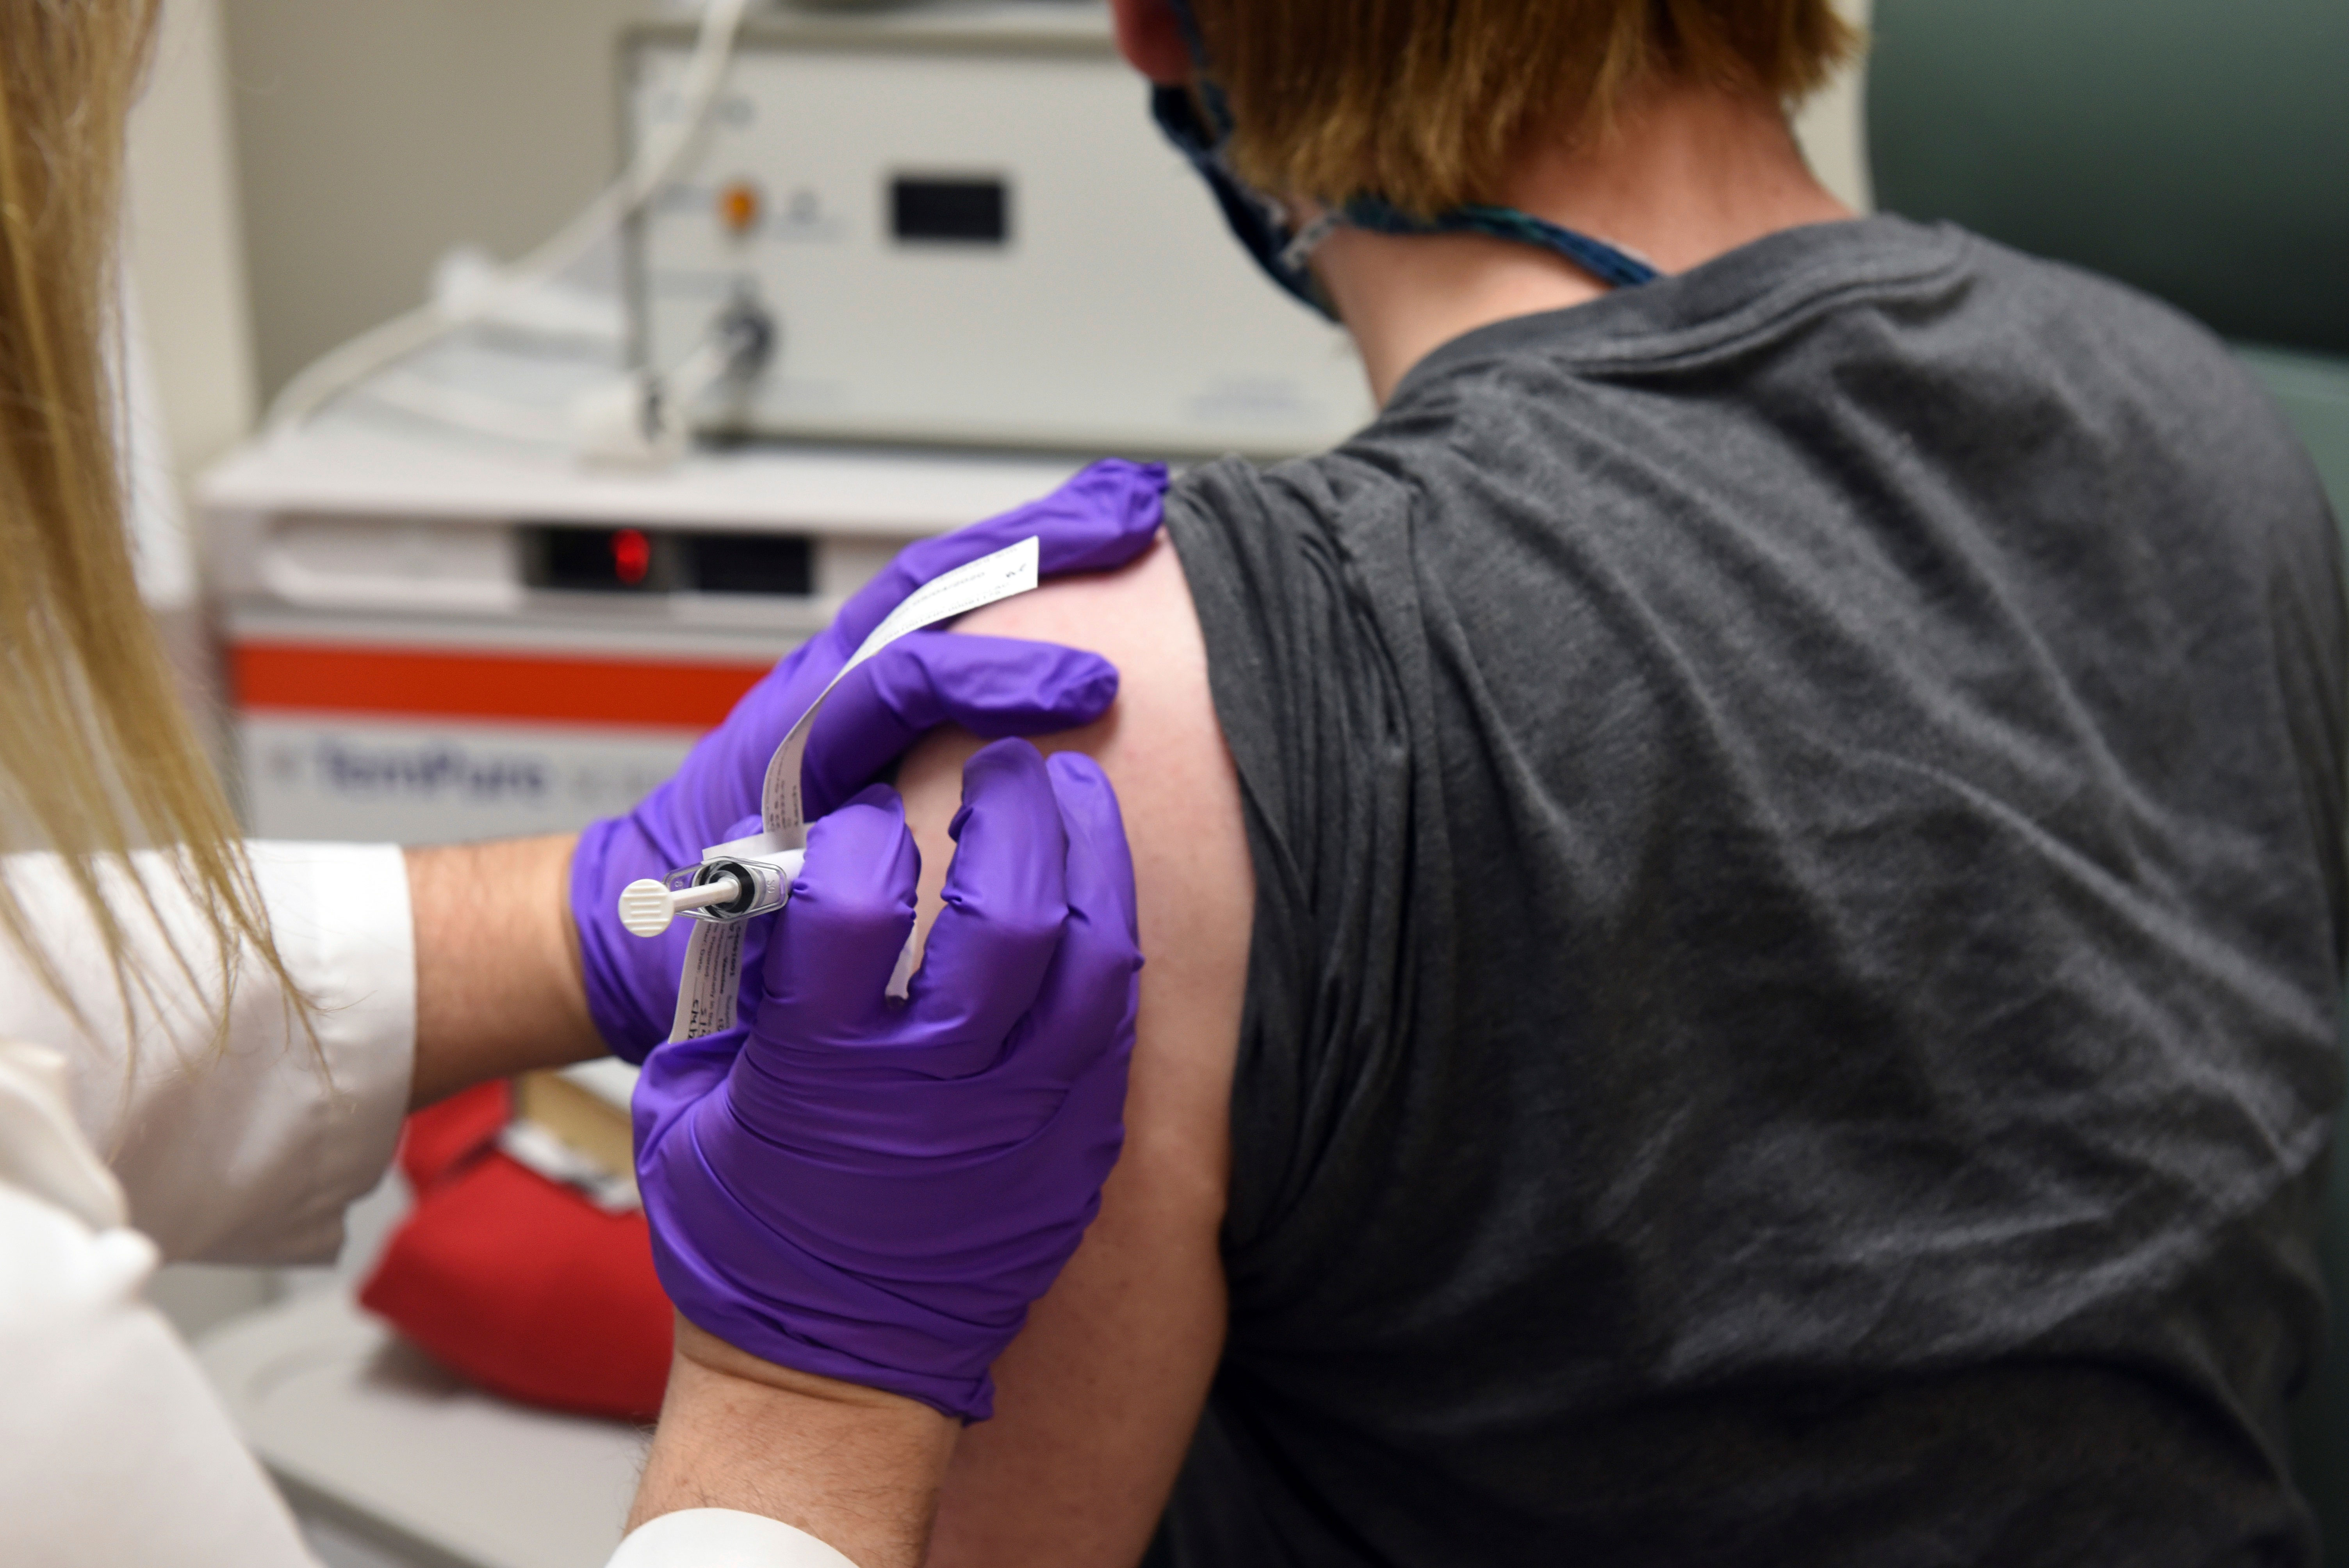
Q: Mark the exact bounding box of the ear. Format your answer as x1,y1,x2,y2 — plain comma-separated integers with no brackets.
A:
1109,0,1194,87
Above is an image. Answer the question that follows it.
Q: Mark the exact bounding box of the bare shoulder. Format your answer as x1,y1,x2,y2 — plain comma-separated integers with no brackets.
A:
900,530,1247,1203
954,527,1226,791
896,531,1249,1566
909,531,1250,1051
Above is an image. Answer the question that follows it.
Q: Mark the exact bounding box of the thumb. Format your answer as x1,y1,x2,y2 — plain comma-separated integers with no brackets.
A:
902,739,1070,1066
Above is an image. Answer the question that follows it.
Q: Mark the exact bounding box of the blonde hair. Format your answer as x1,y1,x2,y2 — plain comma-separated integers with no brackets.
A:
0,0,302,1039
1189,0,1861,217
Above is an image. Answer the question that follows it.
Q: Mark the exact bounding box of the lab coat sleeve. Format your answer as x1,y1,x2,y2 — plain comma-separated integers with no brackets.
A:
0,842,415,1264
0,1043,321,1568
607,1508,861,1566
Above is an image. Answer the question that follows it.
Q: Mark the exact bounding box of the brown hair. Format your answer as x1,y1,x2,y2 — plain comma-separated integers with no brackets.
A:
1187,0,1860,216
0,0,306,1043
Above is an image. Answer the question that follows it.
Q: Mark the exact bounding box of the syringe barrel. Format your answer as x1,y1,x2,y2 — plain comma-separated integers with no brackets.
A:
676,850,799,923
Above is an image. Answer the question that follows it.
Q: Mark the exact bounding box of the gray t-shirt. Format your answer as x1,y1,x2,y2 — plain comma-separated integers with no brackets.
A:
1154,216,2347,1566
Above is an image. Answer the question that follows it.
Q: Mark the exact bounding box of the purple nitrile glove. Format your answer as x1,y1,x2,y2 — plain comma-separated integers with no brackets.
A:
634,739,1141,1420
572,458,1165,1061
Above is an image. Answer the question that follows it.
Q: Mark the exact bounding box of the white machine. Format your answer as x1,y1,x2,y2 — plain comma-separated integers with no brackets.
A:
624,2,1373,456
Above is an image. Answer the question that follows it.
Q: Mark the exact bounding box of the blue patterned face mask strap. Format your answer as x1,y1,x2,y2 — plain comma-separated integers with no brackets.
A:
1344,199,1661,289
1160,0,1229,134
1149,0,1663,315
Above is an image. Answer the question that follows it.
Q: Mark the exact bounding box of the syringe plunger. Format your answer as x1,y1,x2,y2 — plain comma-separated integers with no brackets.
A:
619,875,740,938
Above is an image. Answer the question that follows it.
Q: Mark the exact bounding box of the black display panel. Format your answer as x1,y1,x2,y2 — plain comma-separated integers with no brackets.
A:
690,532,811,596
890,176,1009,244
532,525,669,592
524,526,812,597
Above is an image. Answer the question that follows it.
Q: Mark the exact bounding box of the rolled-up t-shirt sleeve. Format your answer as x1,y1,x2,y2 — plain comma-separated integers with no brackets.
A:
1166,458,1431,1295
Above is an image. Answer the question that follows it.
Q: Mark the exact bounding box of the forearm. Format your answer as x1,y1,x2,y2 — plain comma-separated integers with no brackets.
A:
631,1319,959,1568
404,833,605,1109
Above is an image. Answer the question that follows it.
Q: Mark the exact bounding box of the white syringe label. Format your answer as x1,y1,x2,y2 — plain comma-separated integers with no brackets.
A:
665,534,1043,1044
670,918,745,1042
758,534,1040,851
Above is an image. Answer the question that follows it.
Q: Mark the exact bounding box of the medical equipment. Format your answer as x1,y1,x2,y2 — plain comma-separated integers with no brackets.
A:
620,868,771,935
623,2,1374,456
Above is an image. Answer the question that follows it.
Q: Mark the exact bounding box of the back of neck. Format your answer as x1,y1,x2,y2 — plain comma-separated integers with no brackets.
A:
1314,81,1855,404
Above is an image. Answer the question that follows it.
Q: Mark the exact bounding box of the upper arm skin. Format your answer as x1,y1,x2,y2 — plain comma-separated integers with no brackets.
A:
895,533,1250,1568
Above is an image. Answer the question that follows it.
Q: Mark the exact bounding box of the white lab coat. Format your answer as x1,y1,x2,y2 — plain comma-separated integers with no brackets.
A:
0,843,848,1568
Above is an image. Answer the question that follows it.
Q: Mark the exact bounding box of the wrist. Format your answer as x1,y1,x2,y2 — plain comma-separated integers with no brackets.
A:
671,1318,949,1416
638,1101,1005,1420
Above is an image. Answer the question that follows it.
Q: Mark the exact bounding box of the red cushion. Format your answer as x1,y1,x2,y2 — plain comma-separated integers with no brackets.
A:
360,1092,671,1422
396,1080,511,1188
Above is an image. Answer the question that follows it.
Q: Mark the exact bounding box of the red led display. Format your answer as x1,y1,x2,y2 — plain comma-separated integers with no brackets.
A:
611,528,652,586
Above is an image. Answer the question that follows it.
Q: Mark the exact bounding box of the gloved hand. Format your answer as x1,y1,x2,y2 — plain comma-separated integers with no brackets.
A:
635,740,1141,1420
573,459,1165,1060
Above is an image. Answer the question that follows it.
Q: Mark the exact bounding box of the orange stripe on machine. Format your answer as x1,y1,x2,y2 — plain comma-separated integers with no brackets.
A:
233,643,772,730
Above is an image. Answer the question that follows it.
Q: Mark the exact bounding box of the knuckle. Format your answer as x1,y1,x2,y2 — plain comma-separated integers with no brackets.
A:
994,906,1069,952
798,886,911,948
944,889,1066,954
1060,910,1142,974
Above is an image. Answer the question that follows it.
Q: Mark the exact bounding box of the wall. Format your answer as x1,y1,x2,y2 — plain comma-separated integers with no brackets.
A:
1797,0,1876,214
123,0,244,773
128,0,258,479
219,0,655,404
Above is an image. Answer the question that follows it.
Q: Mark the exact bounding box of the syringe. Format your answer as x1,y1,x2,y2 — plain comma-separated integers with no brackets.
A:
618,845,807,938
